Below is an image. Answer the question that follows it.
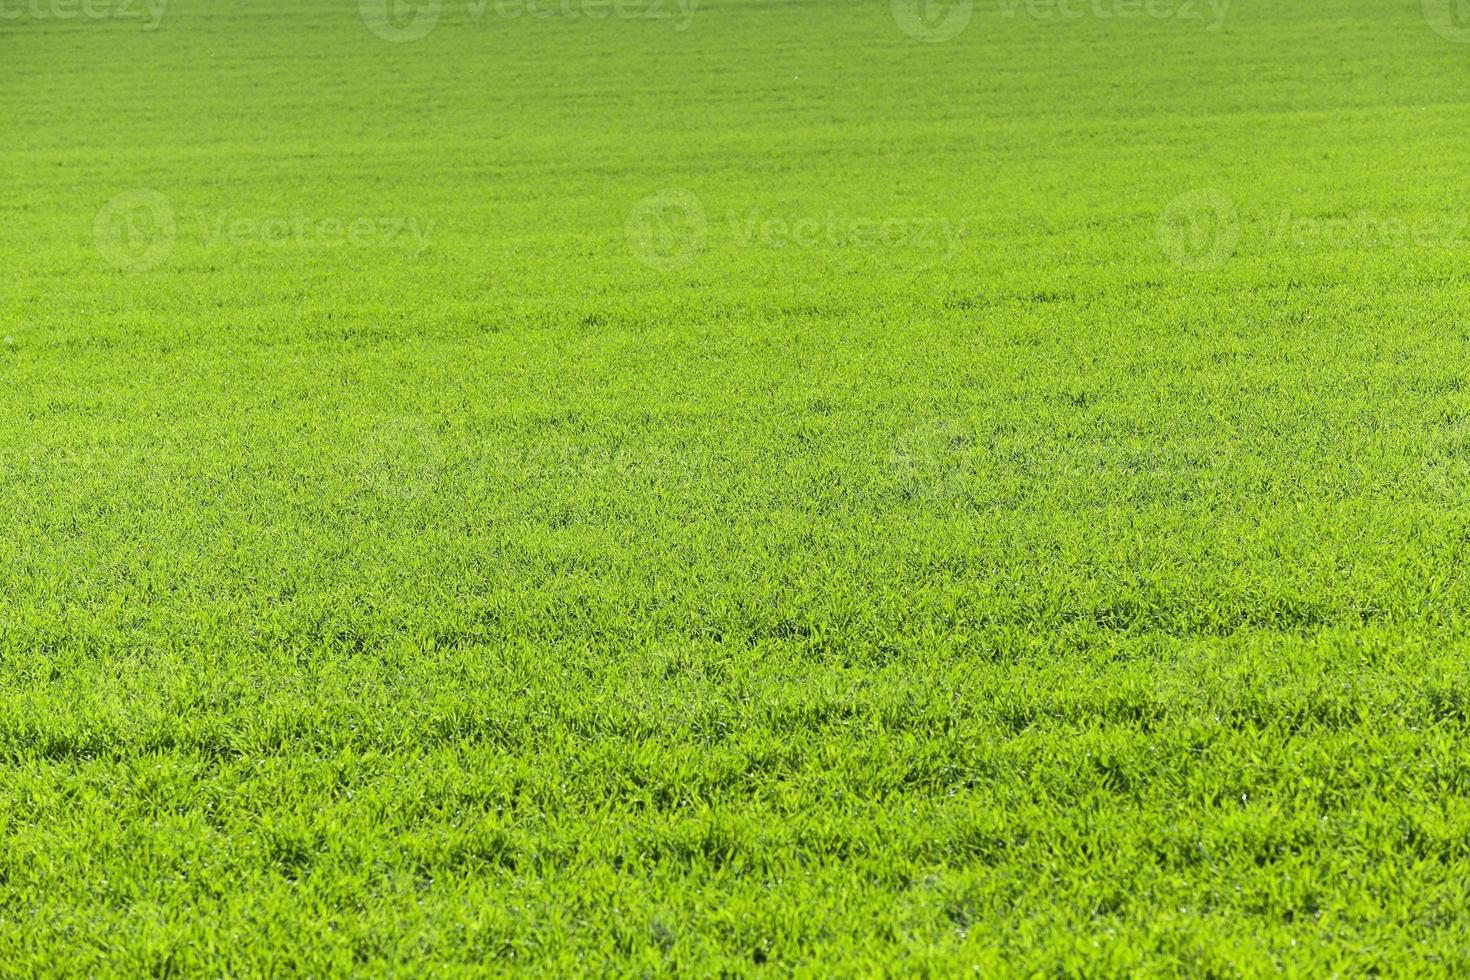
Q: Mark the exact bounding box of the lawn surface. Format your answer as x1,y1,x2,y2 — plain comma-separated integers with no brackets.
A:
4,0,1470,973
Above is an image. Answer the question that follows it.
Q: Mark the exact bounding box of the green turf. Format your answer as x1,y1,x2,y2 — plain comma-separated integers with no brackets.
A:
4,0,1470,973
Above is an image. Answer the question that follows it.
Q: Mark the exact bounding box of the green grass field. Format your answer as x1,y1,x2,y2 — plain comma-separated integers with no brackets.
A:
4,0,1470,973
